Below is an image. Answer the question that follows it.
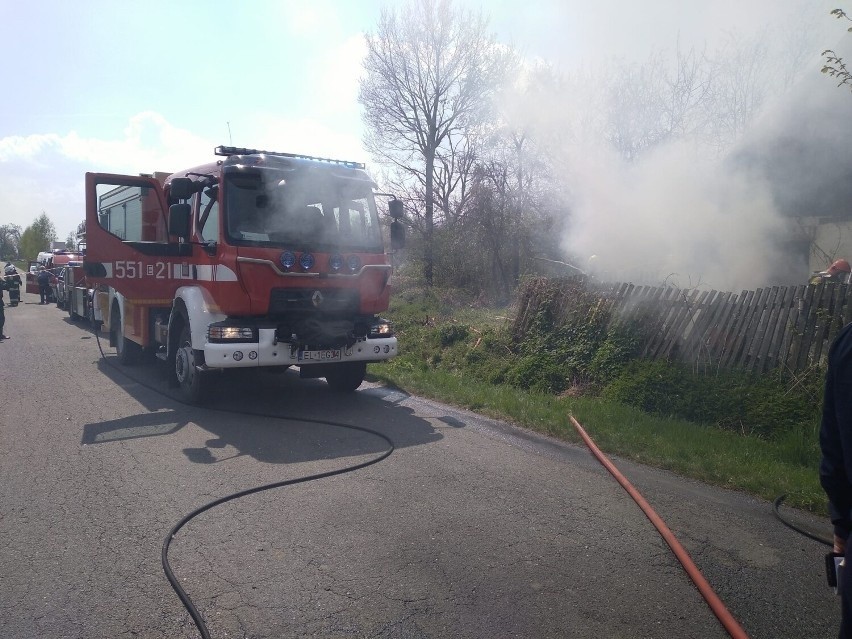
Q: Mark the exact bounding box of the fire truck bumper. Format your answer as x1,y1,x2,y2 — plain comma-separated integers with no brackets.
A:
202,328,398,369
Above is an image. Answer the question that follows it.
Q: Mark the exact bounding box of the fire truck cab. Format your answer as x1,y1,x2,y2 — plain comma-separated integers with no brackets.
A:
83,145,405,403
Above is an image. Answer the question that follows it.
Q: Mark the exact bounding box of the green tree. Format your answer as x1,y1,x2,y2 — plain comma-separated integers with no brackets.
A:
19,212,57,259
0,224,22,260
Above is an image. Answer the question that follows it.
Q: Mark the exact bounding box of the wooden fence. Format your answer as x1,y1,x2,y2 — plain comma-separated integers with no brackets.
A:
513,278,852,375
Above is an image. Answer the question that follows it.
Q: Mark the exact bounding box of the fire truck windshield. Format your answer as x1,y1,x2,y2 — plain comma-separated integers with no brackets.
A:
223,168,382,252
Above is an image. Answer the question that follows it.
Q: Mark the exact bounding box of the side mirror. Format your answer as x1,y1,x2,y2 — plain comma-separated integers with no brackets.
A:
390,220,405,250
169,203,192,239
169,177,195,201
388,199,404,220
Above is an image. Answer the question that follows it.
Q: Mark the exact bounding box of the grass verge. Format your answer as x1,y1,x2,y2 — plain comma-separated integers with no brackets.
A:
368,362,825,516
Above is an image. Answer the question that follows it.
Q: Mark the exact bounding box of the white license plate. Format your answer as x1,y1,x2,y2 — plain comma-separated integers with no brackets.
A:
298,349,342,362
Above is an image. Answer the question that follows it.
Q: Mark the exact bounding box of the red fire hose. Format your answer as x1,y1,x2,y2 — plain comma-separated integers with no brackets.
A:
569,416,750,639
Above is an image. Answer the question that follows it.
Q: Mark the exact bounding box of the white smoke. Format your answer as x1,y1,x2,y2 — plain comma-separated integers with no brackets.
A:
563,139,794,291
514,1,848,292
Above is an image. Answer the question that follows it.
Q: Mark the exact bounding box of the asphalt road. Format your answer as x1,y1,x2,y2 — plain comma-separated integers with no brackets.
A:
0,290,840,638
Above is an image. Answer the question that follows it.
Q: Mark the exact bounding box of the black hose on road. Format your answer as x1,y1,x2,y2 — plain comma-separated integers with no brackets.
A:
95,332,394,639
773,494,832,547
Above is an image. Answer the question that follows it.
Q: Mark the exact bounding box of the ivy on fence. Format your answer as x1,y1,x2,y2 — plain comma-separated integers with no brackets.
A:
512,277,852,375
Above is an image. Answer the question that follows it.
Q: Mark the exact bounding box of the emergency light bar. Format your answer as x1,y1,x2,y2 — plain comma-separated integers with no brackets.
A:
214,145,365,170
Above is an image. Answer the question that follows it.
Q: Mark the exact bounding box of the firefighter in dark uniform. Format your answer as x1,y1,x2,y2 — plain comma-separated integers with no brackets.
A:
4,262,21,306
0,272,9,339
37,265,51,304
820,321,852,638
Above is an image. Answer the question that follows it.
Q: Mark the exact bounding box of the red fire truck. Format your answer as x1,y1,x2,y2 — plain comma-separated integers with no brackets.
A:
25,249,84,303
62,221,104,325
83,146,405,403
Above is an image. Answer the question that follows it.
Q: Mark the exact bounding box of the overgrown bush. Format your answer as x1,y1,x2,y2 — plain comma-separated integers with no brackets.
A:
437,323,469,347
588,320,646,381
385,281,823,440
462,330,512,385
599,360,690,415
504,352,568,394
508,286,645,392
385,284,514,383
601,359,823,438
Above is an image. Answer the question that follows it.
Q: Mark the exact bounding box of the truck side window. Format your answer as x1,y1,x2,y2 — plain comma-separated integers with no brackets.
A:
345,199,376,242
334,205,350,237
96,182,168,243
97,185,144,241
198,187,219,242
225,174,269,242
318,202,339,242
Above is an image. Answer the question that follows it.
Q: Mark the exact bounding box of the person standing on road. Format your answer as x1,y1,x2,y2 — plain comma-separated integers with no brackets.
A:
37,265,50,304
820,321,852,638
0,272,9,339
5,262,21,306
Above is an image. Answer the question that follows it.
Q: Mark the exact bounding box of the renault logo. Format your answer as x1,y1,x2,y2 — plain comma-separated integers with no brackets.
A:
311,290,324,307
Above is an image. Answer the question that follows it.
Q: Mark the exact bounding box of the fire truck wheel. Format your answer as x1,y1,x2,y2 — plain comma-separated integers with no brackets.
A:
175,325,206,404
325,362,366,392
116,331,141,365
113,307,141,365
88,298,102,329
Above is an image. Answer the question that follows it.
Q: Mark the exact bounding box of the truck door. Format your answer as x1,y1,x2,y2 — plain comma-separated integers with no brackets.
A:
83,172,192,300
25,260,40,295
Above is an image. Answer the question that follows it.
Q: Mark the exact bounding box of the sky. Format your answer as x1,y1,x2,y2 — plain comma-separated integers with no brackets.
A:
0,0,844,289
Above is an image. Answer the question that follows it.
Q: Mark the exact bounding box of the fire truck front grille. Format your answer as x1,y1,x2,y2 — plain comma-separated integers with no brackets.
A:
269,287,360,315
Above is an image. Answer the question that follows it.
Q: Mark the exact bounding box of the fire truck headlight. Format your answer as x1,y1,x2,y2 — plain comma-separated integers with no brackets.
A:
329,253,343,272
347,255,362,273
208,324,258,343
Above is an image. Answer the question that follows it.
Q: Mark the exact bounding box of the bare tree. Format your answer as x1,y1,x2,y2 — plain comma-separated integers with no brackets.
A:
359,0,506,285
600,41,772,163
603,52,672,163
701,32,773,151
664,45,713,139
462,62,566,300
469,145,525,301
585,14,822,163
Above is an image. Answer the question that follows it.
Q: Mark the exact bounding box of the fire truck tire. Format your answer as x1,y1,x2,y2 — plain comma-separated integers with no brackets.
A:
88,297,102,330
174,325,206,404
116,332,141,365
113,308,141,365
325,362,366,392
